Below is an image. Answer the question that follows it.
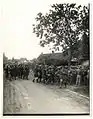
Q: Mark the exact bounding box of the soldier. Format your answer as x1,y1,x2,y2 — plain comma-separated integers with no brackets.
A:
49,65,55,84
63,73,68,88
33,64,38,82
46,66,52,84
10,64,15,80
4,64,9,79
25,64,30,80
8,64,12,80
43,65,48,83
41,65,47,83
57,67,63,88
76,67,81,86
61,66,68,88
87,68,89,86
36,65,42,82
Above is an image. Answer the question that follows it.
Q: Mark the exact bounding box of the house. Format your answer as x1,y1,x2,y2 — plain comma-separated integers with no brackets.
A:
37,50,88,66
37,52,69,66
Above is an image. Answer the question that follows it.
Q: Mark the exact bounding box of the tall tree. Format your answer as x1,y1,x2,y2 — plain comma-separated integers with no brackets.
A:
3,53,8,64
33,3,89,66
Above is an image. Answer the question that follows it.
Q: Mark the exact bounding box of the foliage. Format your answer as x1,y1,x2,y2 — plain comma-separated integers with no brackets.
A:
81,33,89,60
33,3,89,65
3,53,8,64
33,3,89,49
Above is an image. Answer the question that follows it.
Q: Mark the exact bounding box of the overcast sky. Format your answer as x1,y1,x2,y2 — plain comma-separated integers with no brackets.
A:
0,0,89,60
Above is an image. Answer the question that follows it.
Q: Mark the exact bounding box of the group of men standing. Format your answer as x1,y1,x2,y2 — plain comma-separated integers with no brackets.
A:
4,62,30,80
33,64,70,88
3,61,89,88
32,64,89,88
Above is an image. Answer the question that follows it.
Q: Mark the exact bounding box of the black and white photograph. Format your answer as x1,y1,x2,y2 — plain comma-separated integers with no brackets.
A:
1,0,91,116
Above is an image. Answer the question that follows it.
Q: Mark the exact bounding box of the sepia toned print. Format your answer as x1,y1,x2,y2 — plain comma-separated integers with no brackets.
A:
3,1,90,115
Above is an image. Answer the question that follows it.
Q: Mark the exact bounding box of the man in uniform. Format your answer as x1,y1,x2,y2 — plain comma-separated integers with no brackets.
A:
76,66,81,86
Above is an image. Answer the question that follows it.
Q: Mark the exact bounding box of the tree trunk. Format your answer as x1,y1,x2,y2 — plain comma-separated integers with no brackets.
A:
68,48,72,68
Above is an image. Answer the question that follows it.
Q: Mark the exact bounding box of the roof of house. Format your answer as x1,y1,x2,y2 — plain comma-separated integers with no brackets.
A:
37,52,69,62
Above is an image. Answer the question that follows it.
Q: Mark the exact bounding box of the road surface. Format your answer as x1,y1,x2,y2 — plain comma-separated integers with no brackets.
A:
4,78,90,114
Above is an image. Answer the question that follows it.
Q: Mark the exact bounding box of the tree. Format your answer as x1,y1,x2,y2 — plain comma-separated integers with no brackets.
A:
81,33,89,60
79,5,89,60
33,3,89,66
3,53,8,64
79,5,89,35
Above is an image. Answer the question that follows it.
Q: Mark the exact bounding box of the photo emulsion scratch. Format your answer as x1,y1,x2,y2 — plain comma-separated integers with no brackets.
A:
3,0,90,115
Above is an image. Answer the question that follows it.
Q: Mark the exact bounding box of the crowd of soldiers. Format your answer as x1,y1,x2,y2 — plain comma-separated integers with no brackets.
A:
4,62,30,80
3,61,89,88
32,64,89,88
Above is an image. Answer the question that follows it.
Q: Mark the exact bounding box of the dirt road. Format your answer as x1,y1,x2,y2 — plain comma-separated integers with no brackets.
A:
4,78,90,114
